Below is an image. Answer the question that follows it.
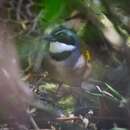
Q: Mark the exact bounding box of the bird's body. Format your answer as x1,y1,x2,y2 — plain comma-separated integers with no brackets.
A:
45,49,88,87
43,26,91,87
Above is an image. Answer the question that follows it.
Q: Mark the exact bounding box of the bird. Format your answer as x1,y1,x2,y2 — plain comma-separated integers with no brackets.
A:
43,26,92,88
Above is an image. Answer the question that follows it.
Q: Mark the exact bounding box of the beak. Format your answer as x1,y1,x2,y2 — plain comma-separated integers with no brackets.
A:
43,35,55,42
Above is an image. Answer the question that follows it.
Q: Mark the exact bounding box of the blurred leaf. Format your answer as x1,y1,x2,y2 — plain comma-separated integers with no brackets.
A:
105,83,125,100
43,0,66,24
111,127,128,130
58,96,75,113
39,83,58,93
85,0,106,15
82,23,101,43
102,0,130,15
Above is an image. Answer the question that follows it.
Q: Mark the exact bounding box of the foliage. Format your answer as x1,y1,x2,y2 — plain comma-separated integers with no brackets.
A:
58,96,75,113
1,0,130,129
39,83,58,93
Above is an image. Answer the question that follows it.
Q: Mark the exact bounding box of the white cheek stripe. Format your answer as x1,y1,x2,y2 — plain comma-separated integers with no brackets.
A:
49,41,76,53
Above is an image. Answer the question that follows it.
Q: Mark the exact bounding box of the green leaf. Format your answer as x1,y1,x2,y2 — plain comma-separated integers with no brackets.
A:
58,96,75,113
39,83,58,93
43,0,66,23
105,83,125,100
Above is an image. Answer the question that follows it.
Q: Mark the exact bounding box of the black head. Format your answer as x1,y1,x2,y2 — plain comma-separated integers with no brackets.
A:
46,26,80,61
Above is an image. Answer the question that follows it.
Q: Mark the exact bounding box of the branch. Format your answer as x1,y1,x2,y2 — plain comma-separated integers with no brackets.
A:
16,0,23,21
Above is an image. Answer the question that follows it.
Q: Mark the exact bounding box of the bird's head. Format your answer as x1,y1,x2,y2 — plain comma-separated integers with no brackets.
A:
45,26,80,61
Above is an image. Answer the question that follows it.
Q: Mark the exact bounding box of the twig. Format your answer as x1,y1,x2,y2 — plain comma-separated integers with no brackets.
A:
16,0,23,21
56,116,81,122
54,115,127,122
26,0,34,17
27,11,43,34
65,13,85,21
29,114,40,130
55,82,63,95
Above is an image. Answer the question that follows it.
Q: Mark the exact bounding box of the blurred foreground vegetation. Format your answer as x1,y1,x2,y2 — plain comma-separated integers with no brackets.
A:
1,0,130,130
